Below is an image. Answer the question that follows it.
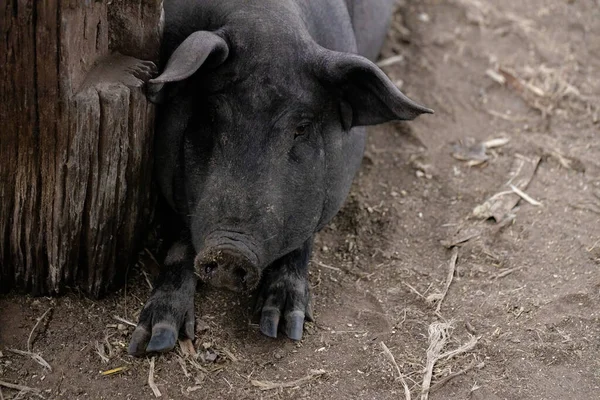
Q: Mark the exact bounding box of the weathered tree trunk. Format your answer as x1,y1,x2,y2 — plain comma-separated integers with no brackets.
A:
0,0,163,297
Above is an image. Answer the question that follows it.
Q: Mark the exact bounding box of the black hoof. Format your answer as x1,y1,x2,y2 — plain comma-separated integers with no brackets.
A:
254,270,313,341
129,286,195,356
285,311,305,341
146,325,178,353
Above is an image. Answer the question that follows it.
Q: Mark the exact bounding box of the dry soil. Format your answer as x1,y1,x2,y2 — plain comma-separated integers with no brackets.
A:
1,0,599,399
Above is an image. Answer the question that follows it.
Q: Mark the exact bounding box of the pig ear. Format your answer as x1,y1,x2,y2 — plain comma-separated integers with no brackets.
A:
318,51,433,128
147,31,229,102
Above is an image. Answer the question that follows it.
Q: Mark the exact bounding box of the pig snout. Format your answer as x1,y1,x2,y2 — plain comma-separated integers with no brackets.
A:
194,234,261,292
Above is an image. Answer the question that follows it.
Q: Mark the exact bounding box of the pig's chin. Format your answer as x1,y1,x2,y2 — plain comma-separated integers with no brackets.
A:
194,250,261,293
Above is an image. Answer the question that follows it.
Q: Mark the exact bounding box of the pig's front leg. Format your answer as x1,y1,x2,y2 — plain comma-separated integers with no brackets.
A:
254,237,314,341
128,241,197,356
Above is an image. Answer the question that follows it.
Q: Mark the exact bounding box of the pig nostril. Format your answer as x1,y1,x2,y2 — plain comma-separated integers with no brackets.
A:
205,262,218,274
234,267,247,283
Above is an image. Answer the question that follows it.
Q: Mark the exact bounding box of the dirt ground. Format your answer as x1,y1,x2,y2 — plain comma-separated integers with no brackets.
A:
1,0,599,399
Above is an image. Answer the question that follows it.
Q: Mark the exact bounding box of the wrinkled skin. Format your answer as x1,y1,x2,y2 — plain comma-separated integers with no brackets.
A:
129,0,432,355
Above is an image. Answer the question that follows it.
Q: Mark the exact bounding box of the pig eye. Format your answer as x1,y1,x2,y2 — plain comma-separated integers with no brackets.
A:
294,122,311,139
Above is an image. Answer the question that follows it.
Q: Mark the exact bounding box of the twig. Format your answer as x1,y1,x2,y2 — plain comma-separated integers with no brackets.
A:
9,307,54,371
426,248,459,312
377,54,405,68
315,261,341,272
485,69,506,84
142,270,154,290
190,359,210,374
438,248,458,312
587,239,600,252
143,249,158,290
483,138,510,149
403,282,426,299
492,268,519,280
221,348,239,363
251,369,327,391
176,356,191,378
148,357,162,397
548,150,575,170
27,308,52,352
0,380,43,399
430,362,485,393
7,349,52,371
95,341,110,363
113,315,137,327
100,367,128,376
144,248,161,266
380,342,411,400
509,184,542,206
486,109,530,122
438,335,478,361
223,377,233,390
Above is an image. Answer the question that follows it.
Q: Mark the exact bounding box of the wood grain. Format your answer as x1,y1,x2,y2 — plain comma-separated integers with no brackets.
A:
0,0,162,297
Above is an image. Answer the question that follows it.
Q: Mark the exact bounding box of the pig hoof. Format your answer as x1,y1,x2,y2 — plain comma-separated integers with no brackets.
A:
128,290,195,356
254,271,313,341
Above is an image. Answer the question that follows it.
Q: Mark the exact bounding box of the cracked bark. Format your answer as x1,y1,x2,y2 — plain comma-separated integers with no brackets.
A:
0,0,163,297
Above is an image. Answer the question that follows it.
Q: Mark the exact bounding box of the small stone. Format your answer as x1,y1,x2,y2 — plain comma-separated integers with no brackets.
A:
205,351,218,362
117,324,127,331
202,342,212,350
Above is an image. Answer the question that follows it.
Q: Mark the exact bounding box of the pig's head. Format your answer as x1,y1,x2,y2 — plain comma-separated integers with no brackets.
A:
150,14,432,292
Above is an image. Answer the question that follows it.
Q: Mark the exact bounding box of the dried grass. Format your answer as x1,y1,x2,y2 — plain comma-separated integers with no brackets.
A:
380,342,411,400
420,322,479,400
148,357,162,397
27,308,52,352
113,315,136,327
0,380,43,399
509,185,542,206
7,349,52,372
100,367,127,376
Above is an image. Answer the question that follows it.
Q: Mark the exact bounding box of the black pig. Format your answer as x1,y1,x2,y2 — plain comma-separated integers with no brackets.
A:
129,0,432,356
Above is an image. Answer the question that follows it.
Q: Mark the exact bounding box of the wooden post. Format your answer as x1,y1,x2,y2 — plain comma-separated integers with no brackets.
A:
0,0,163,297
